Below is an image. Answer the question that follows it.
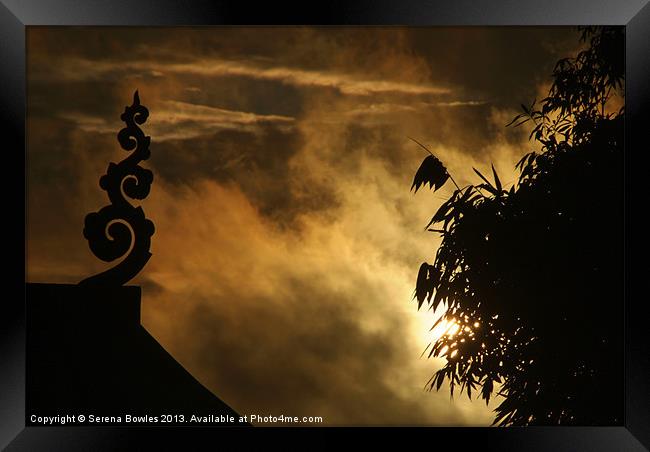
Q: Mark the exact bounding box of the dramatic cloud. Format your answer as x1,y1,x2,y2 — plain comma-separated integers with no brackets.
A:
61,100,295,141
33,57,452,97
26,26,579,425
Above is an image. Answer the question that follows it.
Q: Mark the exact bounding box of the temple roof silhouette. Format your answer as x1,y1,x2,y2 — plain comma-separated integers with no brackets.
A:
24,92,246,427
26,283,245,426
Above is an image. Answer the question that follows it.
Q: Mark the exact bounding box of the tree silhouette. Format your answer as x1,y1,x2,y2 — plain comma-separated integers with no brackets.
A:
411,27,624,426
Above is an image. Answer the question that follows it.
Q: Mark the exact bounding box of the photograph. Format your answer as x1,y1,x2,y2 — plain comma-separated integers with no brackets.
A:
2,0,648,450
24,25,624,427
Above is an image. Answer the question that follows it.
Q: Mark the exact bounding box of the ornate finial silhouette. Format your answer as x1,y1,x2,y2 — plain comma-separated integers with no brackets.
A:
80,91,155,286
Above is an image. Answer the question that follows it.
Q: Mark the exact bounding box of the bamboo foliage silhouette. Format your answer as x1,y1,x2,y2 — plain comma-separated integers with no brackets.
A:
411,27,624,426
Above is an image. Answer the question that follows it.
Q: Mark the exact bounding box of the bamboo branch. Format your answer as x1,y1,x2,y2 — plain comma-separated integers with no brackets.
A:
408,136,461,191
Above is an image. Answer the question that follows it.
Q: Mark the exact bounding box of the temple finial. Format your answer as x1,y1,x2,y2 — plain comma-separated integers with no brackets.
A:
80,92,155,286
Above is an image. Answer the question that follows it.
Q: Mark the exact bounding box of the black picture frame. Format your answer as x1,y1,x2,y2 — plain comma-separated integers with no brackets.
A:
2,0,649,449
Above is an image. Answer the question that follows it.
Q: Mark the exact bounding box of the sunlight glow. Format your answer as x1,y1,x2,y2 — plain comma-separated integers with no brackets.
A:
429,316,462,343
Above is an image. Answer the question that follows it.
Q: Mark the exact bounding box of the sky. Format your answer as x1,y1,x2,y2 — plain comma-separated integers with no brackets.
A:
26,26,580,425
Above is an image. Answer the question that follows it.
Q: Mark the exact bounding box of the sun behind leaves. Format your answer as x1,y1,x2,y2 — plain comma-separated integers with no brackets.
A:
411,26,624,426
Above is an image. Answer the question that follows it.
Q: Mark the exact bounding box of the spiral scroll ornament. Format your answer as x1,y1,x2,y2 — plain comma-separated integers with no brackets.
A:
80,91,155,286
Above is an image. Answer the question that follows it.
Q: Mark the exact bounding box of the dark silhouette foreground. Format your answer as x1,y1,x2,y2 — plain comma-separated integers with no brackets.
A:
412,27,624,425
25,93,245,427
26,283,246,426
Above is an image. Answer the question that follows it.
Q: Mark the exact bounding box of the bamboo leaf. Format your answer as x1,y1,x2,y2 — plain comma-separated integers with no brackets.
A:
473,167,494,189
491,164,502,192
